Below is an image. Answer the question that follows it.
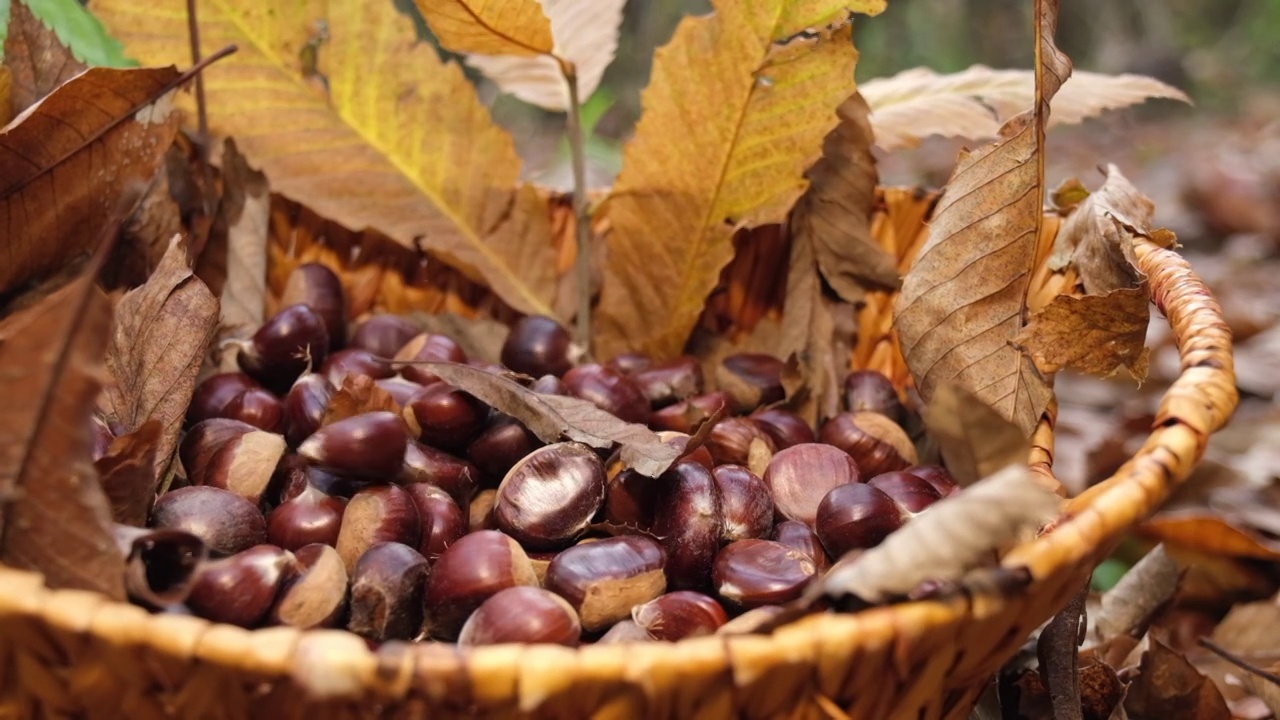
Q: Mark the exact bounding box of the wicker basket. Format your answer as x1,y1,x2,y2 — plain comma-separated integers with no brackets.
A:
0,189,1237,719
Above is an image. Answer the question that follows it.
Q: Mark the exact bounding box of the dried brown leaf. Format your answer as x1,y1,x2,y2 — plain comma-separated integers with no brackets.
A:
96,420,163,526
0,267,125,598
323,375,401,426
1017,287,1151,379
416,0,554,57
1048,166,1156,290
102,237,218,478
215,139,269,334
0,66,181,296
1125,635,1232,720
1198,641,1280,719
893,0,1070,438
1139,511,1280,561
921,382,1029,487
408,362,680,477
1094,544,1179,643
4,0,87,115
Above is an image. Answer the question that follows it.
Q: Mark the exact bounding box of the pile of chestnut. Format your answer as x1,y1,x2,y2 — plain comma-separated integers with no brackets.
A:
114,263,960,647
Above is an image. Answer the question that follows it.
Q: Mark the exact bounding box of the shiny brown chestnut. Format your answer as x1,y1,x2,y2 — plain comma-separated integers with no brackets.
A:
397,440,479,509
334,485,421,572
501,315,578,377
235,304,330,393
376,377,426,407
266,484,347,551
867,471,942,513
114,525,207,608
773,520,831,573
394,333,467,387
654,431,716,471
280,263,347,352
283,373,332,447
186,545,298,628
633,356,704,408
604,352,652,376
908,465,961,498
750,408,816,450
603,468,658,530
180,421,287,506
818,411,917,478
649,391,732,434
458,586,582,647
562,364,652,425
544,536,667,632
321,348,395,388
763,443,861,528
186,373,257,427
404,483,466,561
631,591,728,641
347,541,429,641
403,382,488,453
712,465,774,543
466,416,543,483
150,486,266,557
529,374,568,396
424,530,538,640
705,416,776,467
652,461,723,590
712,539,815,608
220,386,285,433
718,353,784,412
298,411,408,481
494,442,606,550
270,543,348,629
814,482,909,557
843,370,906,423
349,314,419,359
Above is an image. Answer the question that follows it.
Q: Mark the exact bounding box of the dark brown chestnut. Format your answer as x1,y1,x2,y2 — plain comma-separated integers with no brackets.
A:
494,442,606,550
220,386,285,433
763,443,861,528
297,411,408,481
349,314,418,359
186,545,298,628
750,408,816,450
649,392,732,434
544,536,667,632
814,482,909,558
631,591,728,641
458,586,581,647
321,348,395,388
633,356,703,408
186,373,257,427
394,333,467,386
712,539,815,608
283,373,332,447
266,484,347,551
424,530,538,639
818,411,917,478
403,382,488,453
603,468,658,530
404,483,466,561
652,461,722,590
375,377,426,407
843,370,905,423
654,431,716,471
180,420,287,506
604,352,652,376
501,315,578,377
334,485,421,572
114,525,207,608
908,465,961,498
397,440,479,509
705,417,776,467
466,416,543,484
150,486,266,557
529,374,568,396
280,263,347,352
712,465,774,543
270,543,348,629
867,471,942,513
347,541,429,641
717,353,784,412
773,520,831,573
562,364,652,425
235,304,330,393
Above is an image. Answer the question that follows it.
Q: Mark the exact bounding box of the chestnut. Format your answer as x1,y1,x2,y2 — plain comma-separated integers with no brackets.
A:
718,353,784,412
334,485,421,572
867,471,942,513
501,315,577,377
349,314,418,359
150,486,266,557
908,465,961,497
186,545,297,628
466,415,543,483
404,483,466,561
604,468,658,530
469,489,498,532
266,484,347,551
529,374,568,396
321,348,395,388
403,382,488,453
633,356,703,408
750,408,815,450
597,619,654,644
814,482,909,557
712,539,815,608
705,417,776,467
280,262,347,352
649,391,732,434
458,586,581,647
394,333,467,387
652,461,722,590
494,442,606,550
562,364,652,425
180,420,287,506
843,370,905,423
397,440,479,509
283,373,332,447
270,543,348,629
773,520,831,573
655,431,716,471
376,377,426,407
763,443,861,528
220,387,285,433
235,304,330,393
297,411,408,481
114,525,207,608
818,411,917,478
631,591,727,641
424,530,537,639
347,541,429,641
604,352,652,376
712,465,773,543
544,536,667,632
187,373,258,427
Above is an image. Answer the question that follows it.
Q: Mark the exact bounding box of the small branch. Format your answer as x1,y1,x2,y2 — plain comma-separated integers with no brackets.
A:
185,0,218,255
1200,637,1280,685
1036,584,1087,720
185,0,209,142
560,59,593,357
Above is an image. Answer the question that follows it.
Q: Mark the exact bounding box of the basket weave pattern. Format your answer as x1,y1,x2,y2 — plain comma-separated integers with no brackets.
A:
0,235,1236,718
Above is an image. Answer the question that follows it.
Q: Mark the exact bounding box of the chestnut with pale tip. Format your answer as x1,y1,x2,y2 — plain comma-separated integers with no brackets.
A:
718,353,785,411
334,485,420,573
457,586,581,647
424,530,538,640
346,542,429,642
402,382,488,453
265,484,347,551
270,543,348,630
321,348,394,388
283,373,332,447
631,591,728,641
404,483,466,562
652,461,722,590
843,370,906,423
819,411,917,478
705,416,776,467
543,536,667,632
234,304,330,393
763,443,861,528
773,520,831,573
493,441,606,550
150,486,266,557
394,333,467,387
750,408,816,449
280,262,347,352
396,440,478,509
186,545,298,628
711,465,774,543
500,315,578,378
180,420,287,506
297,411,408,481
712,539,816,608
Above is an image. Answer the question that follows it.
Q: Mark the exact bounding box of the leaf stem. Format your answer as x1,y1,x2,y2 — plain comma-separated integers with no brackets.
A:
185,0,209,143
561,60,593,356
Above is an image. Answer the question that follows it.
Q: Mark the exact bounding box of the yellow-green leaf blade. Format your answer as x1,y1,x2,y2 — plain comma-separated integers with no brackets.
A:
417,0,553,57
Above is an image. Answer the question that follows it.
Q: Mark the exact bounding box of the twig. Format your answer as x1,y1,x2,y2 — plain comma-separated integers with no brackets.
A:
1200,637,1280,685
559,59,593,357
185,0,217,254
1036,584,1086,720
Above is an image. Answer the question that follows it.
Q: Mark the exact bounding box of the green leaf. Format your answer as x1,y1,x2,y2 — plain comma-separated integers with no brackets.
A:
3,0,135,67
